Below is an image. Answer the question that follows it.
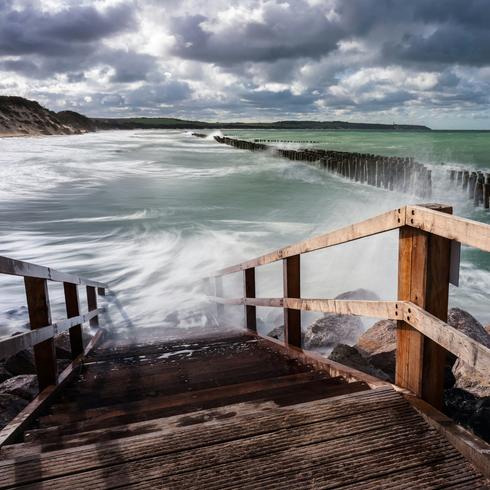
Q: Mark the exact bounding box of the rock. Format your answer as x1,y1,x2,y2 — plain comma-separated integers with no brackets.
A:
327,344,392,382
304,315,363,350
444,388,490,444
444,366,456,390
5,350,36,375
0,364,13,383
55,345,72,360
163,312,180,325
449,307,490,398
354,319,396,357
267,326,284,342
0,375,39,401
332,288,380,302
0,394,29,430
58,359,72,373
353,319,397,380
484,324,490,335
54,329,92,352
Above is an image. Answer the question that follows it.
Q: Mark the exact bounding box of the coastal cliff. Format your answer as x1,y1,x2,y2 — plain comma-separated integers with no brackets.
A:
0,96,98,137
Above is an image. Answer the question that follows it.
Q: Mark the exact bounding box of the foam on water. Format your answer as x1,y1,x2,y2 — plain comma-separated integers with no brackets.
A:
1,129,490,338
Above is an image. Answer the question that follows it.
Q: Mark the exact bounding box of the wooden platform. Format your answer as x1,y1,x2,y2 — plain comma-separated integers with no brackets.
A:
0,327,489,489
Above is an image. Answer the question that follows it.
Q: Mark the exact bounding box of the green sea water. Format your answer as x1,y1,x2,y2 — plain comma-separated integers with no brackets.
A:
0,129,489,339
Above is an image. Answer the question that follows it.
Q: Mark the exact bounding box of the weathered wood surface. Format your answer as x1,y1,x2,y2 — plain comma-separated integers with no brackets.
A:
0,255,108,288
407,204,490,252
1,328,489,489
210,296,399,319
0,308,101,360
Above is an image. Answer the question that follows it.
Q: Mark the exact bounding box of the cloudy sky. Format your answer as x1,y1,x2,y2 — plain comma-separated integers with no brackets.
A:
1,0,489,129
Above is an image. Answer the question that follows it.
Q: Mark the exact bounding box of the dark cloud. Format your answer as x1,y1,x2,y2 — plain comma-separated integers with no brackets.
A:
0,3,135,57
170,2,343,66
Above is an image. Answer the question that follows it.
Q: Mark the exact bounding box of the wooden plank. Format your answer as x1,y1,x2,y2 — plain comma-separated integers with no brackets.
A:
212,207,405,276
0,255,108,288
0,389,411,486
404,303,490,379
25,277,58,391
407,204,490,253
0,328,105,448
243,267,256,332
284,255,301,347
12,387,399,458
63,282,83,358
210,297,399,320
403,391,490,480
86,286,98,329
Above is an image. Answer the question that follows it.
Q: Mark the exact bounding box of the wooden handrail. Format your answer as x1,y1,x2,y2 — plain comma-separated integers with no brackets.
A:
208,203,490,409
0,255,108,288
212,207,405,276
209,297,400,320
0,309,102,360
0,254,108,393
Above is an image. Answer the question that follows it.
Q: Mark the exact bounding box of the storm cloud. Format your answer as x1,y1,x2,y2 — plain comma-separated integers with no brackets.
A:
1,0,489,128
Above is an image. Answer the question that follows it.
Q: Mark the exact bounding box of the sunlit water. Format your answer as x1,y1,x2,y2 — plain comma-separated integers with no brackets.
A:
1,129,489,341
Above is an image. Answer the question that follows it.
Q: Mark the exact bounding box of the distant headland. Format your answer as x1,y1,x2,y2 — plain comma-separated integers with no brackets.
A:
0,96,431,137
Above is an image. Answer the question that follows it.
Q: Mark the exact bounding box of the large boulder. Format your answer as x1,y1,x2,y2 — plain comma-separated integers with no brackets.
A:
304,314,363,350
327,344,392,382
267,326,284,342
0,394,29,430
449,307,490,398
4,350,36,376
0,375,39,401
0,364,13,383
304,289,379,350
354,319,397,381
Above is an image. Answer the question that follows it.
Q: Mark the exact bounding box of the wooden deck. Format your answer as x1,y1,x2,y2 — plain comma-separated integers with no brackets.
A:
0,326,488,489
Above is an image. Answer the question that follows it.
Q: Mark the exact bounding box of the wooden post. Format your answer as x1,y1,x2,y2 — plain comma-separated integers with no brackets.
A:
243,268,257,332
215,276,224,317
86,286,99,329
283,255,301,348
462,171,469,191
484,183,490,209
395,204,452,410
63,283,84,359
25,277,58,391
474,181,483,207
469,173,477,200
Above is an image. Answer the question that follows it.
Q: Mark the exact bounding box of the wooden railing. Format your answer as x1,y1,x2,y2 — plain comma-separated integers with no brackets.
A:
207,204,490,410
0,256,108,392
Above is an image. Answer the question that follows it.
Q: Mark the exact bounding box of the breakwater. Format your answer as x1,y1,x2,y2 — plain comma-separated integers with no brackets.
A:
445,168,490,209
208,135,432,198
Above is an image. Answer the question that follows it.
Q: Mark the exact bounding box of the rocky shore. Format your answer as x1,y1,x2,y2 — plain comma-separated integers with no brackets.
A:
267,291,490,444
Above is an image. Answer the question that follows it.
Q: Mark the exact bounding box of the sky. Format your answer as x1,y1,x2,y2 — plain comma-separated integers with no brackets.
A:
0,0,489,129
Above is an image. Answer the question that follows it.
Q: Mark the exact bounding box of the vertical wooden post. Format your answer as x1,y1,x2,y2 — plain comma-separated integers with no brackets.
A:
395,204,452,410
283,255,301,348
63,283,84,359
462,171,469,191
243,268,257,332
215,276,224,316
25,277,58,391
86,286,99,329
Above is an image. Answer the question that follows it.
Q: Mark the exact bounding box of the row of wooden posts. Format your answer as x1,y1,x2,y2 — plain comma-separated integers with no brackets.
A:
446,168,490,208
212,135,433,198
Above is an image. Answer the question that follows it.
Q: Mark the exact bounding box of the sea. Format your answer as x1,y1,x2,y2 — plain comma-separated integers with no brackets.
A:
1,129,490,341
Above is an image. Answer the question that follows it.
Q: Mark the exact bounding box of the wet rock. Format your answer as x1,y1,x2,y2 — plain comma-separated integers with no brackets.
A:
267,326,284,342
0,394,29,430
444,388,490,444
449,307,490,398
58,359,72,373
304,315,363,350
485,324,490,335
5,350,36,375
163,312,180,325
55,345,72,360
0,375,39,401
304,289,379,351
0,364,13,383
327,344,392,382
354,319,397,357
444,366,456,390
